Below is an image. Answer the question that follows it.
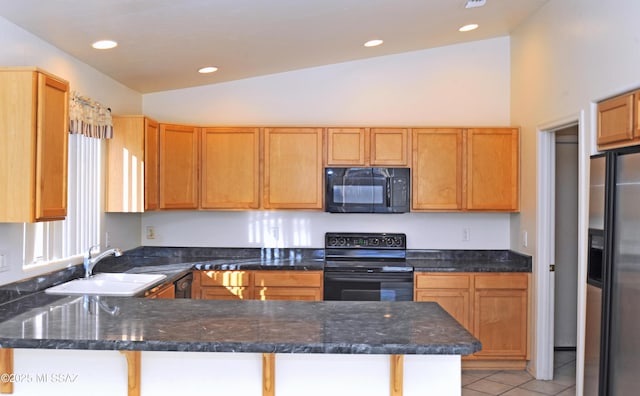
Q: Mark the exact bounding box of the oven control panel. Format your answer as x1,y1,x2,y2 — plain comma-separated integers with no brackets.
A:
325,233,406,249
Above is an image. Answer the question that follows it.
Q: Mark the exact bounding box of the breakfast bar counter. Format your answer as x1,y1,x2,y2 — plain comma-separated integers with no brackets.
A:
0,294,480,396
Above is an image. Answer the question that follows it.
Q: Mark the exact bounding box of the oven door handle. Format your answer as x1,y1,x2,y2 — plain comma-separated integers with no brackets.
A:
324,274,413,283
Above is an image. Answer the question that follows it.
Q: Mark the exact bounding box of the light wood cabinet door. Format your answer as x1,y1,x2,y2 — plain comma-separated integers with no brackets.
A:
263,127,323,209
473,273,528,360
254,270,323,301
107,116,157,212
201,127,260,209
466,128,519,211
325,128,368,166
256,287,322,301
597,92,635,149
147,283,175,299
159,124,200,209
0,68,69,222
412,128,463,210
36,73,69,221
198,270,254,300
414,273,472,331
144,118,160,211
370,128,410,166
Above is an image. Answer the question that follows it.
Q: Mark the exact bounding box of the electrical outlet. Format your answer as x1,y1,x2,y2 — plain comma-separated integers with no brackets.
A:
0,251,8,273
146,226,156,240
522,230,528,247
105,231,111,247
270,227,280,240
462,227,471,242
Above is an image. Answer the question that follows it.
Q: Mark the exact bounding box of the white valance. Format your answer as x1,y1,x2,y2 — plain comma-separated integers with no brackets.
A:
69,91,113,139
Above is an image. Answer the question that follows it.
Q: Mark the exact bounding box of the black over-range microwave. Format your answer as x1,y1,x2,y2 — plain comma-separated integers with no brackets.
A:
324,167,410,213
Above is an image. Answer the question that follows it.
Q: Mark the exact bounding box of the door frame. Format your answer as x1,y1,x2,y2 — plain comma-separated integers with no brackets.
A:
536,111,586,380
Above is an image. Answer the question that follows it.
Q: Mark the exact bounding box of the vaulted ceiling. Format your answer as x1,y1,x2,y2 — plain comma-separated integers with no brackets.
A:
0,0,548,93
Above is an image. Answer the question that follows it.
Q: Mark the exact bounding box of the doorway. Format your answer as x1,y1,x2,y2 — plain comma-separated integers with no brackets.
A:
536,115,585,381
554,126,579,350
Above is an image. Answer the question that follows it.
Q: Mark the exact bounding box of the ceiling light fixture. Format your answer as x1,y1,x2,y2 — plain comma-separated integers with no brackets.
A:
465,0,486,9
91,40,118,50
458,24,479,32
364,39,384,48
198,66,218,74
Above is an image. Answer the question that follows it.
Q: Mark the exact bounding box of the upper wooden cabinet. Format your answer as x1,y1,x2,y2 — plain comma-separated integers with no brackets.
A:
466,128,519,211
201,127,261,209
0,68,69,222
412,127,519,212
325,127,409,166
597,91,639,150
145,118,160,211
159,123,200,209
412,128,464,210
325,128,368,166
263,127,323,209
106,116,159,212
370,128,410,166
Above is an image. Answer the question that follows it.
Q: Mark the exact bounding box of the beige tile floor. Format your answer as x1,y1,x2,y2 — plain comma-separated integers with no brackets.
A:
462,350,576,395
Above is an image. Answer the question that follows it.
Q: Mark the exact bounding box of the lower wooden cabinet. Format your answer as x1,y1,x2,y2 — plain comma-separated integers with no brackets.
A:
194,270,323,301
195,270,253,300
414,273,471,331
254,271,323,301
415,272,529,369
146,283,175,299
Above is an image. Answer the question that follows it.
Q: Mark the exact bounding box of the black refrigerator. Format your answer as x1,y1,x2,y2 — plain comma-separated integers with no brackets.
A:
589,147,640,395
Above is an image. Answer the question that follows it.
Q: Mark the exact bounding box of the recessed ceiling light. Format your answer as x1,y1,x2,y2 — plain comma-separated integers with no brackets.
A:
92,40,118,50
459,24,479,32
198,66,218,74
364,39,384,48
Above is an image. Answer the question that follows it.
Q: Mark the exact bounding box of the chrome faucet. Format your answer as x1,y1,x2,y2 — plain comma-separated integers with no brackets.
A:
84,245,123,278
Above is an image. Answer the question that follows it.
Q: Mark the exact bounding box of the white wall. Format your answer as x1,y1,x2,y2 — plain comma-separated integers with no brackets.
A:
142,211,510,249
0,16,143,285
144,37,510,126
510,0,640,389
142,37,513,250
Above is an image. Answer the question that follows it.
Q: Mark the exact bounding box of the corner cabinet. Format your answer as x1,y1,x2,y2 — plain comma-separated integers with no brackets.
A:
106,116,159,212
159,123,200,209
415,272,529,370
466,128,519,211
201,127,261,209
263,127,323,209
0,68,69,222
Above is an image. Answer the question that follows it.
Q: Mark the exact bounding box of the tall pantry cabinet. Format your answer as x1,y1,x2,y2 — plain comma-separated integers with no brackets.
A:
0,68,69,222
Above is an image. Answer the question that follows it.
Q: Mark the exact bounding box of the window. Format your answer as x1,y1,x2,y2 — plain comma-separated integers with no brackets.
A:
23,134,102,267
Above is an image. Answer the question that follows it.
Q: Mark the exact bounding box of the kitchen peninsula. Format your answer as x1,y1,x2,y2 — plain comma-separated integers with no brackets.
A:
0,294,479,396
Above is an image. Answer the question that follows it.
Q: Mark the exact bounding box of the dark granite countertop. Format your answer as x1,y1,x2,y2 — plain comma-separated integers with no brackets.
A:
408,249,532,272
0,293,480,356
0,247,530,305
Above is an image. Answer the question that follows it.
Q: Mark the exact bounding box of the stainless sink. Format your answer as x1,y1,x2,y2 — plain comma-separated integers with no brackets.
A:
45,273,167,296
